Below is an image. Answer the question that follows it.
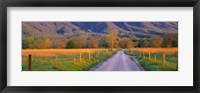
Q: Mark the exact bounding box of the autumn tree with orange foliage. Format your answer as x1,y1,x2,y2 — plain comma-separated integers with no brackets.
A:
52,39,66,49
106,29,119,50
73,36,87,48
88,36,101,48
149,37,163,48
43,36,52,49
120,38,135,49
35,38,44,49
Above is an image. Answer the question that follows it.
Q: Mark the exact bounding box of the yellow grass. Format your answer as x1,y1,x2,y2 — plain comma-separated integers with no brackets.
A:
129,48,178,53
22,48,177,56
22,48,110,56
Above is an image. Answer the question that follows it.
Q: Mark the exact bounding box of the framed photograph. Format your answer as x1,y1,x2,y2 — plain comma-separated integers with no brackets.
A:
0,0,199,93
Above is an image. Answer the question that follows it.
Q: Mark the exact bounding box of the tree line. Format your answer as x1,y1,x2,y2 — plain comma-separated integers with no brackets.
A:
22,29,178,49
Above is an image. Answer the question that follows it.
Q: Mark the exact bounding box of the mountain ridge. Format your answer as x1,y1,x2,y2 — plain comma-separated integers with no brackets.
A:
22,22,178,39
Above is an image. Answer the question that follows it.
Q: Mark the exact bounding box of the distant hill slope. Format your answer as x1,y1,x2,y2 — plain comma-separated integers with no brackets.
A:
22,22,178,39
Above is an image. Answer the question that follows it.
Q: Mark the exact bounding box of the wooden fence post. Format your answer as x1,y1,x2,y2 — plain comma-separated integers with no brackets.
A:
28,55,32,71
148,52,151,60
80,53,82,62
154,52,157,62
162,53,165,66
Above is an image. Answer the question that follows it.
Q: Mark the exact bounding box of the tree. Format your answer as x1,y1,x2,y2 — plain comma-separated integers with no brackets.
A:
120,38,135,49
139,39,150,48
171,33,178,47
22,36,35,49
88,35,101,48
52,39,66,49
142,40,149,47
43,36,52,49
73,36,87,48
100,39,109,48
65,39,74,48
131,37,140,47
149,37,163,47
22,37,29,49
35,38,44,49
106,29,118,50
162,33,178,47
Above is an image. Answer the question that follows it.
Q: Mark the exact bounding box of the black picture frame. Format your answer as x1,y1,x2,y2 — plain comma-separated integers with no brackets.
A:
0,0,199,93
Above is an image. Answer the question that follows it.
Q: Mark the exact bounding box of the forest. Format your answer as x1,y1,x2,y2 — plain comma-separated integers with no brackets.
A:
22,29,178,49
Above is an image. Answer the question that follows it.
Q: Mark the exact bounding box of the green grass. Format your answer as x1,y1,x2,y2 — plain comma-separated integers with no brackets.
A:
125,51,178,71
22,51,116,71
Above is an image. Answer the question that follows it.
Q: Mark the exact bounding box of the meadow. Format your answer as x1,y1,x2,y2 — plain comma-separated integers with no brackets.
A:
22,48,178,71
125,48,178,71
22,49,117,71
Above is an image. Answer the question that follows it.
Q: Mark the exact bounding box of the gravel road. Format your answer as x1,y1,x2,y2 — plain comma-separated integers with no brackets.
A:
92,50,144,71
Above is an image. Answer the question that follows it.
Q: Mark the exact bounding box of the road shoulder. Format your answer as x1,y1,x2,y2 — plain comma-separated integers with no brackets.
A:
128,56,145,71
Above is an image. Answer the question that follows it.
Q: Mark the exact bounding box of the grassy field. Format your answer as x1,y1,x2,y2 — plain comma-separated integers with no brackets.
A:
22,49,117,71
125,48,178,71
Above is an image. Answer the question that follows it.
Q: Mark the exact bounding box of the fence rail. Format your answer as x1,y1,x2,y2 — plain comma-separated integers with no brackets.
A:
127,48,178,68
23,49,110,71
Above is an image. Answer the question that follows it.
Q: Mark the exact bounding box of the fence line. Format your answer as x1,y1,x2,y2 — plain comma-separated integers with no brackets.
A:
26,51,109,71
129,49,178,66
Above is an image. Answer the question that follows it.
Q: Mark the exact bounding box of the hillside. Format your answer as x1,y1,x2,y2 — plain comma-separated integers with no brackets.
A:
22,22,178,39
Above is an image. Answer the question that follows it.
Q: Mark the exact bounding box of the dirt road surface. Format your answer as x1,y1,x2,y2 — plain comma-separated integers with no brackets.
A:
91,50,144,71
